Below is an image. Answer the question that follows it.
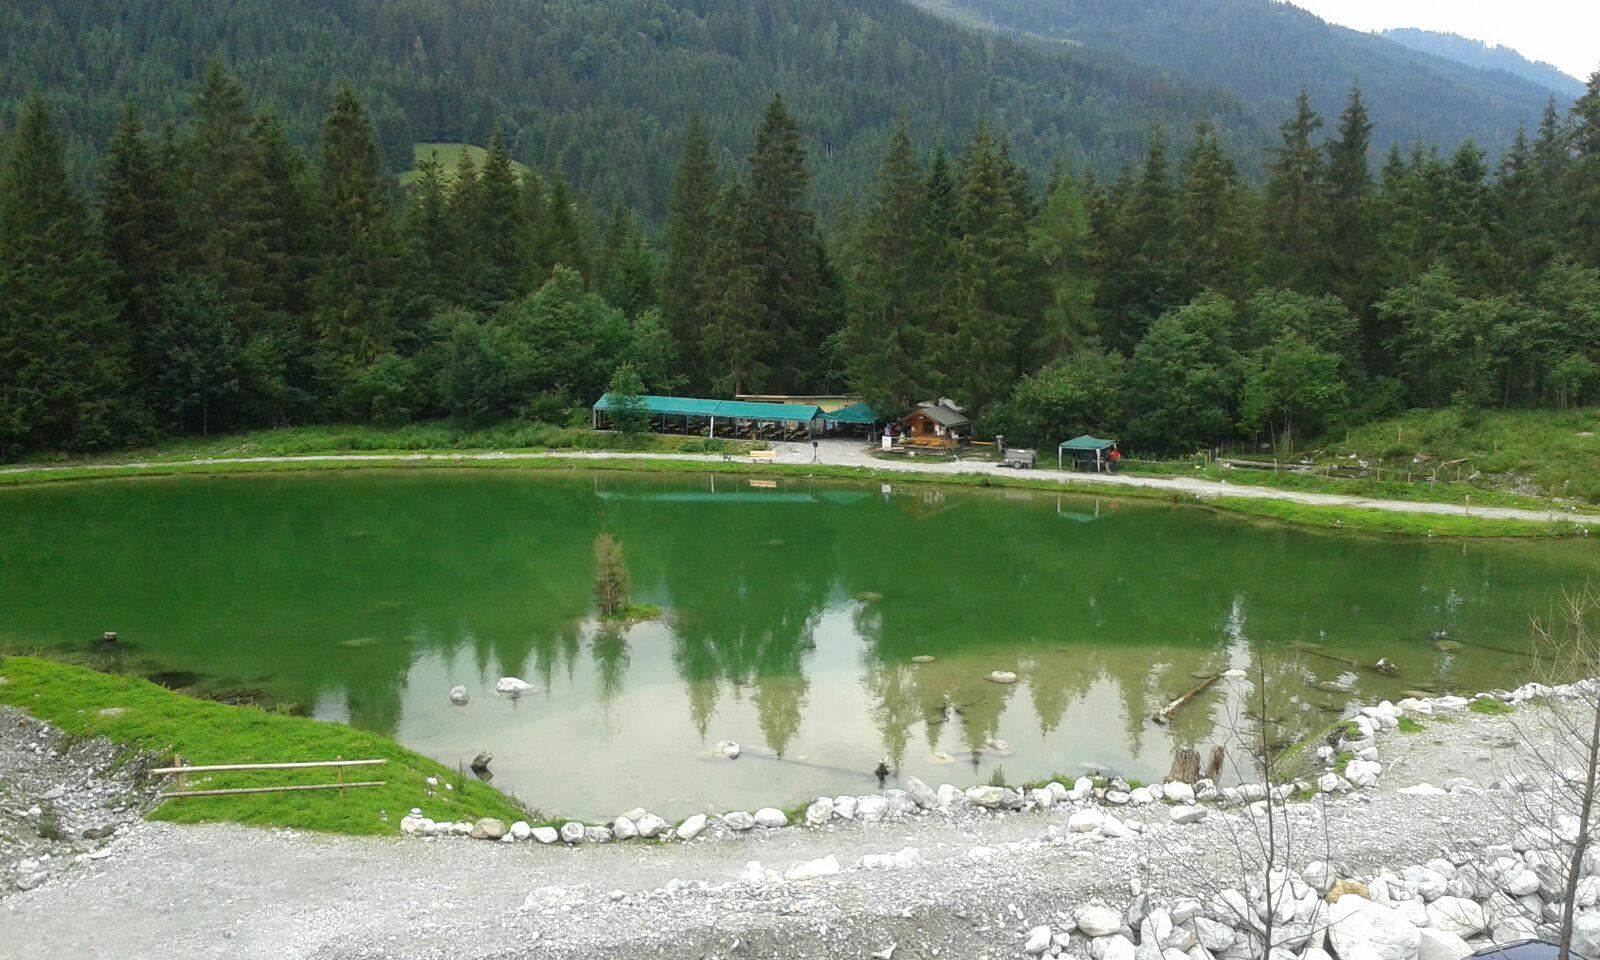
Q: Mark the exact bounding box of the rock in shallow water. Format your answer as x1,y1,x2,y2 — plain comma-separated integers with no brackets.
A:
448,685,470,705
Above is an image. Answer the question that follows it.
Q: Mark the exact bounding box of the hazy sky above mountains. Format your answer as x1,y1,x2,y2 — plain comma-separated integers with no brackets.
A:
1290,0,1597,81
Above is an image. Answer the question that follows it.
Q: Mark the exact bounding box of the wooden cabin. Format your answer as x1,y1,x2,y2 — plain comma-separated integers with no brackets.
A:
899,399,971,450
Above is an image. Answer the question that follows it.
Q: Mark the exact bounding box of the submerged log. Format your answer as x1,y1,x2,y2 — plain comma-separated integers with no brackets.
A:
1152,674,1222,725
1205,746,1225,782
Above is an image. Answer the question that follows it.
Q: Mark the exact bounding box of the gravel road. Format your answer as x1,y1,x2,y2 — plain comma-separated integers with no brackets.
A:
3,441,1592,527
0,705,1543,960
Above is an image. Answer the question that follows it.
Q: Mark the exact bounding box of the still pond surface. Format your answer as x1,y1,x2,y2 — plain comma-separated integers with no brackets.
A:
2,470,1596,817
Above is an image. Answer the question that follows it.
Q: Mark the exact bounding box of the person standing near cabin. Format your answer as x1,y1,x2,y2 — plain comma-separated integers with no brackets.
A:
1108,447,1121,472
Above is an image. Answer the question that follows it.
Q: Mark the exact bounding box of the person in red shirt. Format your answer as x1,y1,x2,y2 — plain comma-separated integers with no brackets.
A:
1108,447,1121,471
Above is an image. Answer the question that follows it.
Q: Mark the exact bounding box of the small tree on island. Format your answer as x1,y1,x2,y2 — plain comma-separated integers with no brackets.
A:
593,532,631,617
606,363,649,439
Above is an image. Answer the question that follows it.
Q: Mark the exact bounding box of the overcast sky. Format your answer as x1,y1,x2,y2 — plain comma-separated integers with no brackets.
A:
1288,0,1598,81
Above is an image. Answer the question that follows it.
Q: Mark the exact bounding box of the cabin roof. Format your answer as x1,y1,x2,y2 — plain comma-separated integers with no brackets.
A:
592,394,822,423
911,402,970,428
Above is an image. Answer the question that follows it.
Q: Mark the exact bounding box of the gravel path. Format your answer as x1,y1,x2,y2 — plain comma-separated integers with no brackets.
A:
0,705,1547,960
3,441,1591,527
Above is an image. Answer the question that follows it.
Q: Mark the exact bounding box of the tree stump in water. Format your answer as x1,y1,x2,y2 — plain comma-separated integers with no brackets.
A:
1205,746,1226,782
1168,747,1201,784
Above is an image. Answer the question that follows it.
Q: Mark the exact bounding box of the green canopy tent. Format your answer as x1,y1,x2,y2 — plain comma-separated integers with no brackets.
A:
820,401,882,438
1058,435,1117,471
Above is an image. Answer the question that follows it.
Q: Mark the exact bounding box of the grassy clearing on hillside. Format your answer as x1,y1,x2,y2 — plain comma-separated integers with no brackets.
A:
0,656,530,835
398,142,529,186
1328,408,1600,502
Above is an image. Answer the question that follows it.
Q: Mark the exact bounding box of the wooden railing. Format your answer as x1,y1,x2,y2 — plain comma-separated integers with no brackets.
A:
152,756,387,799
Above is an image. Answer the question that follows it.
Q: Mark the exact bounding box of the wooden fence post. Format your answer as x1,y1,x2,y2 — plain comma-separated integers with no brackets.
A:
174,754,185,794
337,755,344,798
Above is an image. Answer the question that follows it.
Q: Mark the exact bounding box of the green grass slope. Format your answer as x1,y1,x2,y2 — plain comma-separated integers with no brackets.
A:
0,656,530,835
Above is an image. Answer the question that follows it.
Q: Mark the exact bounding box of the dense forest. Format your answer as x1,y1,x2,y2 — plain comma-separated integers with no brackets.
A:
0,0,1263,218
1381,29,1587,101
911,0,1571,156
2,63,1599,461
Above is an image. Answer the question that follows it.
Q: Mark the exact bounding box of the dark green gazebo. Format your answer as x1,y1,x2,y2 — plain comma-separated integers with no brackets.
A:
1058,435,1117,471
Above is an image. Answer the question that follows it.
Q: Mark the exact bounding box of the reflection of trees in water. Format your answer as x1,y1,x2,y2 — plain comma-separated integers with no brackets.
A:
590,624,630,702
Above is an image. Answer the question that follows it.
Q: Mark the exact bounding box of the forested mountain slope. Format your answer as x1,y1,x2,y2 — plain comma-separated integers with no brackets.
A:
1381,29,1587,101
0,0,1262,216
909,0,1565,157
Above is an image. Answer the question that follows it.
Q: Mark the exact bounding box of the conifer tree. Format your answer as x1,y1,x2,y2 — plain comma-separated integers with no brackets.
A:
540,175,591,281
477,130,527,304
447,150,484,305
1262,90,1331,292
102,105,180,395
699,182,769,394
0,98,128,454
663,114,719,389
1568,74,1600,269
845,120,929,413
186,64,269,309
1029,168,1099,361
1324,87,1375,311
405,149,459,308
1097,128,1180,351
1174,121,1251,301
312,85,399,382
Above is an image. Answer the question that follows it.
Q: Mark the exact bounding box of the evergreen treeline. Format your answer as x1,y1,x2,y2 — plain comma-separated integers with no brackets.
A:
0,0,1261,218
3,66,1600,460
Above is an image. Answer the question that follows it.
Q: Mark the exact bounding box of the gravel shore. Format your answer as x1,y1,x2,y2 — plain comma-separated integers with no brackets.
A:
0,702,1539,960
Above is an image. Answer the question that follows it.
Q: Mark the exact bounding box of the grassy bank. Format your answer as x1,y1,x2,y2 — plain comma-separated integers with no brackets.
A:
2,449,1583,539
8,419,742,467
0,656,529,835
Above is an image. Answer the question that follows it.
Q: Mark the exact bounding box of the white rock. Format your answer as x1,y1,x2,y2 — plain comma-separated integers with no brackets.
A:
1170,805,1207,825
1416,928,1472,960
805,798,834,826
495,677,532,696
1100,815,1131,839
1130,787,1154,805
1103,934,1136,960
1403,866,1448,901
448,685,470,705
585,826,612,844
904,776,939,809
966,786,1007,809
987,670,1019,684
754,807,788,829
715,738,741,759
1105,791,1130,805
1069,809,1105,833
784,854,841,881
1572,913,1600,960
1501,869,1541,897
560,821,586,844
1075,906,1122,938
1575,875,1600,907
1425,897,1486,938
857,795,888,821
611,816,637,840
967,845,998,862
1070,776,1095,800
531,826,559,844
675,814,708,840
635,813,667,838
1024,926,1053,955
509,821,533,841
1193,918,1233,952
1304,861,1335,895
1345,759,1383,788
1398,784,1447,797
722,811,755,831
740,860,765,884
1164,782,1195,804
1327,895,1420,960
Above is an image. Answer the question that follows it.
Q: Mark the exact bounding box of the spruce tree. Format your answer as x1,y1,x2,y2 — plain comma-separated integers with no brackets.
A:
699,182,769,394
1096,128,1180,351
845,120,929,413
477,130,527,304
0,98,128,454
186,62,267,318
312,85,399,385
1324,87,1375,311
446,150,484,305
1568,75,1600,269
1262,91,1331,293
102,105,180,396
1174,121,1251,301
1029,168,1099,361
540,175,591,282
405,149,459,309
663,114,719,390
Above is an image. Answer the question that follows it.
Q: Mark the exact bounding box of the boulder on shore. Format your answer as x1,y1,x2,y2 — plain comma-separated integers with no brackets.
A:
1327,895,1419,960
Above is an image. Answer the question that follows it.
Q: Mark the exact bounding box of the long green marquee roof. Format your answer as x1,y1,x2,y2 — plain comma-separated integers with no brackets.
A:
593,394,822,423
821,402,881,425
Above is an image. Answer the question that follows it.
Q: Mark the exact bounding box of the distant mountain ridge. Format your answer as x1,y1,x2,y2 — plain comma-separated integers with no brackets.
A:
1380,28,1587,99
909,0,1567,156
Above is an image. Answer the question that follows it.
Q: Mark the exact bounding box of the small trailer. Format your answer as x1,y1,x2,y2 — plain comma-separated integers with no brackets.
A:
1000,447,1037,469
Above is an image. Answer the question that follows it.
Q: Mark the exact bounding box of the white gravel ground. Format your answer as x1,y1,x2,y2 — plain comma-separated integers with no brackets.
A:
0,705,1539,960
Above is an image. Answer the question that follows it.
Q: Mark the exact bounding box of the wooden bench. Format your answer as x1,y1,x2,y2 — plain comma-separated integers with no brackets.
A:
749,449,777,463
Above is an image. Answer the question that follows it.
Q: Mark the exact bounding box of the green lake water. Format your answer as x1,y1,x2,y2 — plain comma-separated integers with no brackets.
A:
1,470,1596,818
